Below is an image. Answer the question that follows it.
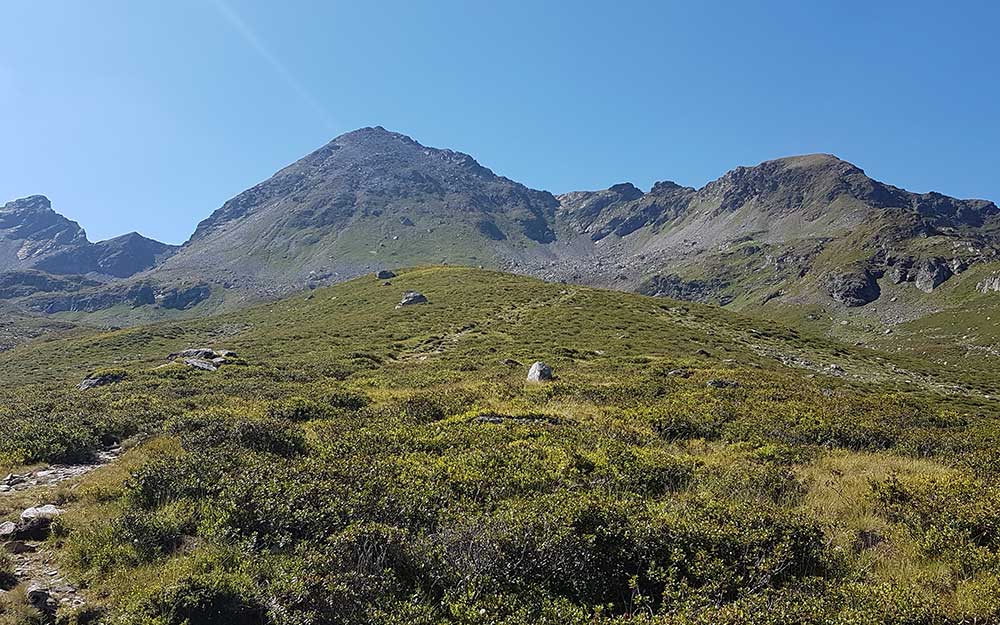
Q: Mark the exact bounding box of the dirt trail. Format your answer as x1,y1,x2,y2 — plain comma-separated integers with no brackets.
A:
1,446,123,614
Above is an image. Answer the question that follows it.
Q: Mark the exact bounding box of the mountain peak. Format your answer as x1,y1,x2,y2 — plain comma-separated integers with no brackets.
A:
2,195,53,213
764,153,852,168
333,125,415,144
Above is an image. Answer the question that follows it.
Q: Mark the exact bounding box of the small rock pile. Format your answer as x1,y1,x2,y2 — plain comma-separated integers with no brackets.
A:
1,505,64,542
167,347,237,372
1,504,83,613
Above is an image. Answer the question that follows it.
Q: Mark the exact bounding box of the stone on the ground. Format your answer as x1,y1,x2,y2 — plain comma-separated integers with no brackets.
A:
78,370,126,391
527,361,553,382
0,521,16,539
20,505,64,523
168,347,217,360
26,585,51,612
396,291,428,308
183,358,218,372
376,270,396,280
16,504,64,539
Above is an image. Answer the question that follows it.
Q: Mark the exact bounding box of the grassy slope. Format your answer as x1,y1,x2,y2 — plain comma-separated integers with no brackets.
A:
0,267,999,623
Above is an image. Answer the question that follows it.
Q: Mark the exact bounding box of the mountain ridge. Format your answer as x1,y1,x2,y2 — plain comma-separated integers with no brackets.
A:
3,127,998,344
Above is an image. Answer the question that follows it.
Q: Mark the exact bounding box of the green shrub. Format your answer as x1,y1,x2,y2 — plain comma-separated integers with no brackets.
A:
267,396,331,421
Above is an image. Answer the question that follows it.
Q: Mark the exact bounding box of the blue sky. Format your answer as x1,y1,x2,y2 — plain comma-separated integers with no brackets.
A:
2,1,997,244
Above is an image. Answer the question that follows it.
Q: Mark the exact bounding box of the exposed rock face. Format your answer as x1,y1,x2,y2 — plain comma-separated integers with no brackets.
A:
913,259,953,293
0,270,101,299
0,196,176,278
978,274,1000,293
0,196,179,315
526,361,553,382
35,231,177,278
155,283,212,309
25,281,210,313
639,273,732,305
826,269,881,307
0,196,88,271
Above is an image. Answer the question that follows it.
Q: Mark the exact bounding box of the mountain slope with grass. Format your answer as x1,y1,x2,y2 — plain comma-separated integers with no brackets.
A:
0,267,999,623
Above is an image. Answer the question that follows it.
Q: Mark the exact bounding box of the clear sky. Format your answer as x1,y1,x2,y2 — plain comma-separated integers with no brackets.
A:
2,1,997,244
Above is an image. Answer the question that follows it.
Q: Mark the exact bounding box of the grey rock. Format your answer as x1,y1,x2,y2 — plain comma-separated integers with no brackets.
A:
826,269,880,306
887,265,910,284
26,585,52,613
376,270,396,280
527,361,553,382
78,370,125,391
396,291,428,308
20,505,64,523
14,505,64,540
169,347,218,360
978,274,1000,294
913,258,952,293
167,348,236,371
183,358,218,371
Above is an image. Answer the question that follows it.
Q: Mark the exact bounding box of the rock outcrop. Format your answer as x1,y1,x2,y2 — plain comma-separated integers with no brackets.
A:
78,370,126,391
396,291,428,308
978,274,1000,293
913,259,953,293
826,269,881,307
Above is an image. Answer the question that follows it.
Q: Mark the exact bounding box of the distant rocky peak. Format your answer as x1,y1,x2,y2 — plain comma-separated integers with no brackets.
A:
0,195,88,245
650,180,689,194
2,195,53,213
607,183,645,200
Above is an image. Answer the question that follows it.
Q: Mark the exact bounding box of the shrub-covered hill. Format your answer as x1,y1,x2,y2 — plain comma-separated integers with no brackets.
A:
0,267,999,624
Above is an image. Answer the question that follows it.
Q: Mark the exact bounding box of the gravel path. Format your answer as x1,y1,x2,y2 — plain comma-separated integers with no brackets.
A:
0,446,123,615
